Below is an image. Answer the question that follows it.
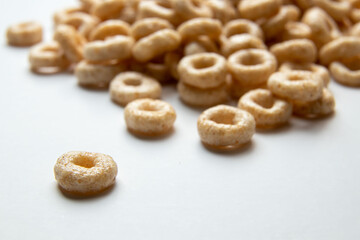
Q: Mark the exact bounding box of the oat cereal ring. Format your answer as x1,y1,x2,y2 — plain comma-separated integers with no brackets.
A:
110,72,161,106
177,81,228,107
184,36,219,55
54,25,85,63
53,6,87,26
228,76,267,99
131,18,173,40
80,0,97,12
350,8,360,23
7,21,42,47
281,21,312,41
222,19,264,42
330,61,360,87
313,0,351,21
227,49,277,86
238,0,282,21
205,0,236,24
350,22,360,37
172,0,212,20
91,0,126,20
138,0,177,25
75,60,127,89
178,18,222,41
270,39,317,65
54,151,117,196
268,71,324,101
84,35,134,62
62,13,100,39
145,61,171,83
238,89,292,128
197,105,256,150
132,29,181,62
221,34,266,57
292,88,335,118
178,52,227,89
124,98,176,136
29,42,70,73
294,0,314,10
90,20,131,41
319,37,360,66
165,51,182,80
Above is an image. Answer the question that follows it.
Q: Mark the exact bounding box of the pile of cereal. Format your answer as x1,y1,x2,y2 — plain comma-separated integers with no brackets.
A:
7,0,360,150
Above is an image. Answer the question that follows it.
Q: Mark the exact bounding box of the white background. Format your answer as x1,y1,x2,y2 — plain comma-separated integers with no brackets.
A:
1,1,360,239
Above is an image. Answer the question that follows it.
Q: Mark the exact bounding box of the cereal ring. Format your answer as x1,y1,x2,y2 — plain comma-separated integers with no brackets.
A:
238,89,292,128
132,29,181,62
110,72,161,106
292,88,335,118
330,61,360,87
75,60,127,89
238,0,282,20
178,53,227,89
270,39,317,64
221,34,266,57
54,151,117,196
131,18,173,40
184,36,219,55
138,0,178,25
53,25,86,63
7,21,42,47
294,0,314,10
267,71,324,101
29,42,70,73
279,62,330,86
280,21,312,41
205,0,236,24
177,81,228,107
222,19,264,42
124,98,176,136
80,0,97,12
145,61,171,83
91,0,126,20
84,35,134,62
165,51,182,80
227,75,268,99
62,13,99,39
172,0,212,20
90,20,131,41
313,0,351,21
227,49,277,86
319,37,360,66
351,8,360,23
178,18,222,41
53,6,87,25
197,105,256,150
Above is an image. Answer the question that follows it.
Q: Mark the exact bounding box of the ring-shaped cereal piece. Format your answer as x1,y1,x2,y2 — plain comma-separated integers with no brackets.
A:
110,72,162,106
221,34,266,57
124,98,176,136
91,0,125,20
351,8,360,23
270,39,317,65
197,105,256,150
313,0,351,21
62,13,99,40
132,29,181,62
145,60,171,83
138,0,178,25
294,0,314,10
131,18,173,40
222,19,264,42
227,49,277,86
267,71,324,101
184,36,219,55
279,62,330,86
53,6,87,26
90,20,130,41
178,52,227,89
238,0,282,21
228,76,268,99
172,0,212,20
238,89,293,128
204,0,236,24
280,21,312,41
329,61,360,87
177,81,228,107
54,25,86,63
178,18,222,41
319,37,360,66
75,60,127,89
84,35,134,62
80,0,97,11
165,51,182,80
54,151,118,196
7,21,42,47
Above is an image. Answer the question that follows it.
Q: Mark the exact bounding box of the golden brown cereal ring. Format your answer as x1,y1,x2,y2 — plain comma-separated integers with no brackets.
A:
7,21,42,47
319,37,360,66
279,62,330,86
222,19,264,42
350,8,360,23
172,0,212,20
110,72,162,106
90,20,131,41
138,0,178,25
91,0,125,20
75,60,127,89
29,42,70,73
205,0,236,24
132,29,181,62
80,0,97,12
294,0,314,10
165,51,182,80
178,52,227,89
268,71,324,101
54,151,117,196
292,88,335,118
313,0,351,21
280,21,312,41
184,36,219,55
227,76,267,99
330,61,360,87
145,60,171,83
270,39,317,65
238,0,282,20
53,25,86,63
53,6,87,26
227,49,277,86
238,89,292,128
350,22,360,37
177,81,228,107
221,34,266,57
118,5,137,24
84,35,134,62
131,18,173,40
178,18,222,41
124,98,176,136
197,105,256,150
62,13,100,40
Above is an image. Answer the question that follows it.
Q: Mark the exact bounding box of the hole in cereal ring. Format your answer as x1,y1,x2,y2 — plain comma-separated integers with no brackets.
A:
124,78,142,86
253,97,275,109
72,155,96,168
139,102,160,112
288,74,304,81
193,58,215,69
240,55,262,66
210,111,236,125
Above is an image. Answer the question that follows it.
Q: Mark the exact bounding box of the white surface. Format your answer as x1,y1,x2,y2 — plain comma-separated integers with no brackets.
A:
1,1,360,239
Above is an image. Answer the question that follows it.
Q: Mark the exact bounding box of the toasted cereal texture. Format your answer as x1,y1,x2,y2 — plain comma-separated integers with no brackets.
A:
178,18,222,41
330,61,360,87
131,18,174,40
313,0,351,22
270,39,317,64
62,13,100,40
91,0,126,20
221,34,266,57
238,0,282,20
280,21,312,41
7,21,42,47
172,0,213,20
138,0,178,26
319,37,360,66
90,19,131,41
